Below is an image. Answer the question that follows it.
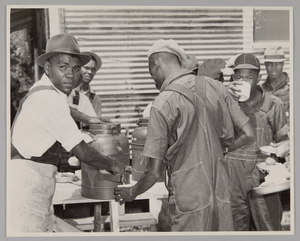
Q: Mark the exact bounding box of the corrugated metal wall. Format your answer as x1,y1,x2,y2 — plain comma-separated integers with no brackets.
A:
60,6,291,137
62,6,246,132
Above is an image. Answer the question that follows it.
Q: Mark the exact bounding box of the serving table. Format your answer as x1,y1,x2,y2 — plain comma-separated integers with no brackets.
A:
52,180,168,232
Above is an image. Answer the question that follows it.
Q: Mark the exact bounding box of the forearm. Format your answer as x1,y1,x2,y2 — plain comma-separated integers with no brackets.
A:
227,133,252,152
227,121,255,152
70,107,93,125
130,168,162,198
72,141,114,169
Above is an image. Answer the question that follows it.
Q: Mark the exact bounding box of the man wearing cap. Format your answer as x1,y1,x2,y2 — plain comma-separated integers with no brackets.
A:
262,46,290,121
8,33,126,233
115,39,238,231
224,53,289,231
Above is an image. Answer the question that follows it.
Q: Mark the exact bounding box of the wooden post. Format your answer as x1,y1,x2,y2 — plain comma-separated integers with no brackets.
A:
109,201,120,232
94,203,104,232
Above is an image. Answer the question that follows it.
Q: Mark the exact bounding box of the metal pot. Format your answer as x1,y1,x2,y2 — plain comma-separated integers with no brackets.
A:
81,123,130,200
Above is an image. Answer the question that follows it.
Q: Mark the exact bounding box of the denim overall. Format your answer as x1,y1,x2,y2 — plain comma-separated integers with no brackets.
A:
161,75,234,231
225,90,284,231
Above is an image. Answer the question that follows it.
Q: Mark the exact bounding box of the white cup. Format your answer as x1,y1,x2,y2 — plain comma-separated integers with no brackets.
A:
236,81,251,102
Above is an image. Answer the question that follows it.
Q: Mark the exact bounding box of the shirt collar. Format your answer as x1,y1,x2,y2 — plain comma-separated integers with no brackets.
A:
160,69,194,92
33,74,68,100
263,72,289,91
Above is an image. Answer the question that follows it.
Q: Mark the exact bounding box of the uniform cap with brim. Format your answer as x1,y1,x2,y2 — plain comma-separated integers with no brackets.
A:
233,53,260,70
186,54,199,71
81,51,102,71
262,46,287,62
148,39,189,68
36,34,91,67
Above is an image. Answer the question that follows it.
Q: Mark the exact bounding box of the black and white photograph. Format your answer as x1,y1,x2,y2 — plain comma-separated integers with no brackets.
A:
5,2,296,239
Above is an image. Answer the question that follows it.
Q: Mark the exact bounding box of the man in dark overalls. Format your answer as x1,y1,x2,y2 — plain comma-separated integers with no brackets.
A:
115,39,237,231
225,53,289,231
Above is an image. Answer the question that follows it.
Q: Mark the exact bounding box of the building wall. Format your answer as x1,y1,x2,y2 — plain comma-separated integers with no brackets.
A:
50,6,291,137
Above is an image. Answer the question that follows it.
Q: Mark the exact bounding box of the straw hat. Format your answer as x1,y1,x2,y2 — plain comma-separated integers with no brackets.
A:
262,46,287,62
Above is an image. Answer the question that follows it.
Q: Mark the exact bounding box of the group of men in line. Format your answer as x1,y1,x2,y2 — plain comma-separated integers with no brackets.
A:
9,33,290,232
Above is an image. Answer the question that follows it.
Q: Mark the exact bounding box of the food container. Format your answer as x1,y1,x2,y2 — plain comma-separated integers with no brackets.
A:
81,123,130,200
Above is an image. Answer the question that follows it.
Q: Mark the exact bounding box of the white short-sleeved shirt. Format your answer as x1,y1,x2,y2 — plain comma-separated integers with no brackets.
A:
12,74,91,158
67,89,98,118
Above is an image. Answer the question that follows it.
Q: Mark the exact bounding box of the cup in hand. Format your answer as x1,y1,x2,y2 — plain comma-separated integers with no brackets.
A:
236,81,251,102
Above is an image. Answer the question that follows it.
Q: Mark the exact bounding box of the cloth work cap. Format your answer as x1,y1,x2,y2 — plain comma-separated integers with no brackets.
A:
148,39,189,68
233,53,260,70
36,33,91,67
198,59,226,79
186,54,199,71
81,51,102,71
263,46,287,62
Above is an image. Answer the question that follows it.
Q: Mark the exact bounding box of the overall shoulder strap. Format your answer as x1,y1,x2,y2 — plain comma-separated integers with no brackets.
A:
11,85,57,133
195,75,207,100
89,92,95,101
164,83,195,105
73,90,80,105
11,85,58,158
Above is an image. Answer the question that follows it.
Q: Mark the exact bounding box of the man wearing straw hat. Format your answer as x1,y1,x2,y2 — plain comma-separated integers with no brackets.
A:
9,33,126,233
262,46,290,120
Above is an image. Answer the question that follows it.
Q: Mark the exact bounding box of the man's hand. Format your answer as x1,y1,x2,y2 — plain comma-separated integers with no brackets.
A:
100,117,111,123
226,80,243,101
114,186,136,205
106,160,126,176
89,117,111,124
88,117,102,124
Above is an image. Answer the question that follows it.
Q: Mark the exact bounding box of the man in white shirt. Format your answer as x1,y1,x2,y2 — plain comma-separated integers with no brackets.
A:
8,34,126,233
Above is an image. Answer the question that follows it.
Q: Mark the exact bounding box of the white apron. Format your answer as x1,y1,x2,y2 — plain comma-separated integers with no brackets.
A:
7,159,57,233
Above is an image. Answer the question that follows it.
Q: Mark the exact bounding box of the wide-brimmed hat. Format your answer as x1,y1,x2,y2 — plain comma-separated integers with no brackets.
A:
36,34,91,67
262,46,287,62
148,39,189,68
233,53,260,71
81,51,102,71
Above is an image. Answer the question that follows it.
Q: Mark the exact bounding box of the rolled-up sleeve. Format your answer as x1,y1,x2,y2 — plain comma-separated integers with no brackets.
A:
143,107,170,161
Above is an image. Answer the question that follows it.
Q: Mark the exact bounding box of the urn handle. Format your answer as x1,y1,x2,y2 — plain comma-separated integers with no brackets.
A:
116,146,123,154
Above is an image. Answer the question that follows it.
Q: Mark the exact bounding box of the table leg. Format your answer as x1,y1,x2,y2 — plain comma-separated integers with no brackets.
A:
94,203,104,232
109,201,120,232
